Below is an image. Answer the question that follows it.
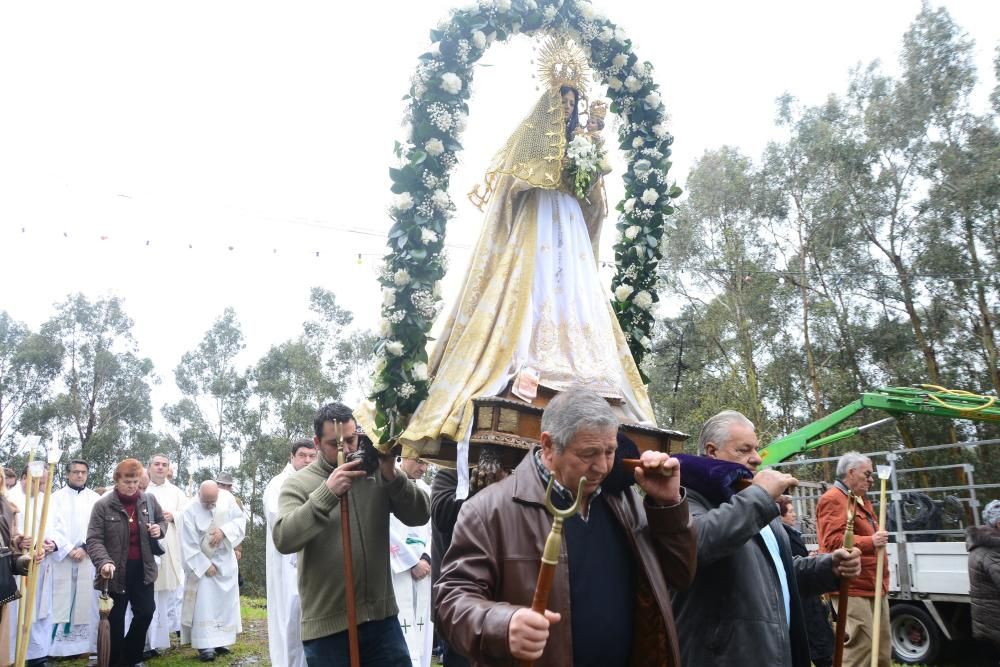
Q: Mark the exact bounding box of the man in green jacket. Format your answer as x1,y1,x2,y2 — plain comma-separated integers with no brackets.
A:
273,402,431,667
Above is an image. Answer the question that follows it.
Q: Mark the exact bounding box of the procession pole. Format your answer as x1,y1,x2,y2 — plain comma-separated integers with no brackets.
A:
833,493,858,667
13,439,38,606
14,465,43,667
870,465,892,667
336,421,361,667
518,476,586,667
16,445,61,667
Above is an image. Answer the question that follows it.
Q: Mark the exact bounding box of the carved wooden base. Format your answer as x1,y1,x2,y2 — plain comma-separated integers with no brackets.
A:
437,392,689,470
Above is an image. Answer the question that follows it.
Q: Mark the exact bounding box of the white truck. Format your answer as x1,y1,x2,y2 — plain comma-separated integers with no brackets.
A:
776,439,1000,664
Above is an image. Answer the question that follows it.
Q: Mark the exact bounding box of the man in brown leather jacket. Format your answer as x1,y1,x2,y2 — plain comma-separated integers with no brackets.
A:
434,388,696,667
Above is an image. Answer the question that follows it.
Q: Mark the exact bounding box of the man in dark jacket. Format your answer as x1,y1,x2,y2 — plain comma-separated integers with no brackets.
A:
672,410,861,667
435,388,696,667
968,499,1000,651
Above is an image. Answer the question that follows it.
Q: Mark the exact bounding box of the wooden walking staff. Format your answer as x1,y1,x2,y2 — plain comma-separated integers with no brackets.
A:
833,492,858,667
16,443,60,667
13,442,39,662
14,464,41,667
870,464,892,667
335,421,361,667
518,475,587,667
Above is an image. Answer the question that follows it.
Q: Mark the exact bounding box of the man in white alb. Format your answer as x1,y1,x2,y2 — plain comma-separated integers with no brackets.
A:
264,438,317,667
389,456,434,667
145,453,188,654
48,459,101,659
180,481,245,662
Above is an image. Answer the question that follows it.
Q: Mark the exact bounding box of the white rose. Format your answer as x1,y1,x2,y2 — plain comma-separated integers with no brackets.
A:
526,0,537,9
440,72,463,94
378,318,391,337
608,76,623,91
614,26,627,42
424,138,445,156
496,0,511,11
432,189,451,209
386,341,404,357
612,53,628,69
614,284,634,301
640,336,652,350
392,192,414,212
421,228,439,244
624,225,641,240
577,1,595,20
652,122,669,138
623,198,637,213
472,30,487,50
455,113,469,133
641,188,659,205
394,268,411,286
543,6,557,21
633,290,653,310
382,288,396,307
645,91,661,108
598,26,614,43
624,75,642,93
412,362,429,381
632,136,644,149
632,61,646,77
478,0,494,8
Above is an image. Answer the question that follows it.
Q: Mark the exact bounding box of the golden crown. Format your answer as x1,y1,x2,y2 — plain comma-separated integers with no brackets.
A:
536,35,590,93
589,99,608,120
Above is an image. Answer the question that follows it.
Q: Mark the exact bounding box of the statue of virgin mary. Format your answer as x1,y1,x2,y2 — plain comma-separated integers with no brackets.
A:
398,37,654,479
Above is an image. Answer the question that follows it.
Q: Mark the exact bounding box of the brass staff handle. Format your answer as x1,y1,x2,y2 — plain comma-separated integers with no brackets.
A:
520,476,586,667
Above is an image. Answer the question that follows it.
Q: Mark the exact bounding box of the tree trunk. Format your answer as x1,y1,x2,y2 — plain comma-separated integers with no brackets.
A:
962,216,1000,394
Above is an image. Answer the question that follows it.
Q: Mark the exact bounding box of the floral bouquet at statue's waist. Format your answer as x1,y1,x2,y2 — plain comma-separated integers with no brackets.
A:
565,133,611,201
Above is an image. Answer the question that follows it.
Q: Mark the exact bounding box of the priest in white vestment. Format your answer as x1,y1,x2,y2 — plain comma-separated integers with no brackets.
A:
145,453,188,652
48,460,101,658
389,457,433,667
180,481,245,661
264,439,317,667
13,466,58,666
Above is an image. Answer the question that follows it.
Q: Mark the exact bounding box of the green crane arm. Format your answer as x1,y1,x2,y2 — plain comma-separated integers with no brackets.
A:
758,386,1000,467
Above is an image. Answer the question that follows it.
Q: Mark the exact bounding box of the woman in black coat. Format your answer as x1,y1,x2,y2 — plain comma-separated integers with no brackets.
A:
779,496,835,667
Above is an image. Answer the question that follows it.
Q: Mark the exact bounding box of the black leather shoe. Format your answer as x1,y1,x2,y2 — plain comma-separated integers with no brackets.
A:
215,647,231,655
198,650,216,662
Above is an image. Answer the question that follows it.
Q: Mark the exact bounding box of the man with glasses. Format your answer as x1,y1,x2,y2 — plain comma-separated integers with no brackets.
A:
672,411,861,667
817,451,890,666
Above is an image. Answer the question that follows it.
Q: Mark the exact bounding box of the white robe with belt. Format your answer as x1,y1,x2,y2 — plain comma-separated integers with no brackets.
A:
389,478,433,667
264,464,306,667
145,479,188,649
180,494,245,650
48,485,100,656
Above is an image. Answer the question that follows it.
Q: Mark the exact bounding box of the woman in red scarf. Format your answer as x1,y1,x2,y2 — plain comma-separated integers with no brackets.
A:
86,459,167,667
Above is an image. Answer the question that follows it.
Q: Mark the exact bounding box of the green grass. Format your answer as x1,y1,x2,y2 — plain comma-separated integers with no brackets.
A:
61,597,270,666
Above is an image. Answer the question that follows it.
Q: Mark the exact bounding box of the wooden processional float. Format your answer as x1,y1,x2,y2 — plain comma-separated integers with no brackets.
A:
431,382,688,470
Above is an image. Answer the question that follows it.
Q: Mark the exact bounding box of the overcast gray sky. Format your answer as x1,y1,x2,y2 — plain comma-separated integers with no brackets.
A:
2,0,998,419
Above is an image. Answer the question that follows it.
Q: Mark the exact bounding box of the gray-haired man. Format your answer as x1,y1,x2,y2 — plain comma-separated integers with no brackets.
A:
673,410,862,667
435,388,696,667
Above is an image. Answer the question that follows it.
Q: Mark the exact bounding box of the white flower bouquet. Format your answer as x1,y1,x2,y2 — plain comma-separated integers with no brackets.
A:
565,133,610,201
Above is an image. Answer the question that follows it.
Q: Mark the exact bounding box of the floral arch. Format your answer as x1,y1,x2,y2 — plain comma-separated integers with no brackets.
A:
371,0,681,442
